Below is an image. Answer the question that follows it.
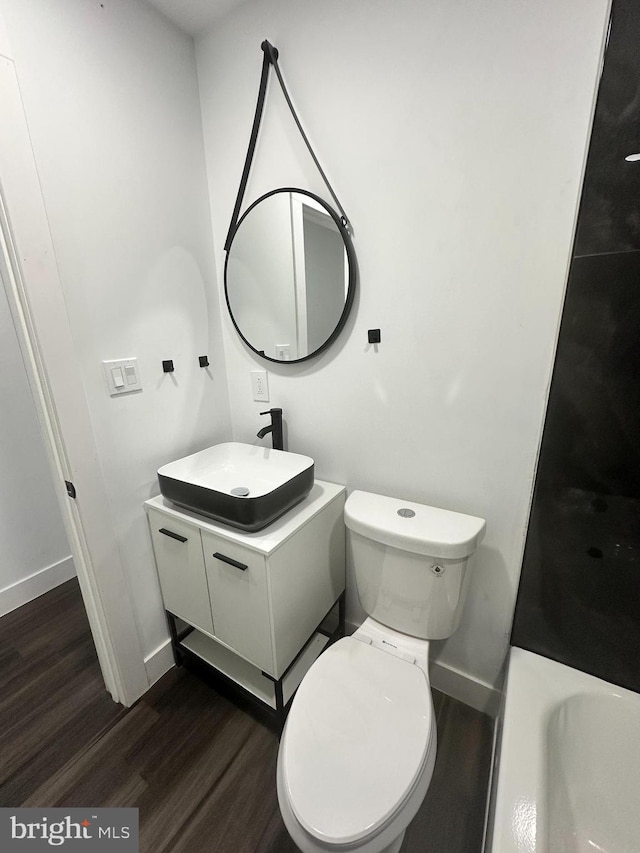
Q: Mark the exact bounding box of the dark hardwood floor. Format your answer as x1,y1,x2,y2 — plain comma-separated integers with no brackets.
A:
0,579,493,852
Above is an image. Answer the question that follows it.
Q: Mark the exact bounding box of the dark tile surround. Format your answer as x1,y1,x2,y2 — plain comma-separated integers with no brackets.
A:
512,0,640,693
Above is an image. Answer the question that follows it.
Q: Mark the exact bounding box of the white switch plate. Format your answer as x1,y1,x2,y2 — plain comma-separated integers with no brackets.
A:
250,369,269,402
275,344,291,361
103,358,142,396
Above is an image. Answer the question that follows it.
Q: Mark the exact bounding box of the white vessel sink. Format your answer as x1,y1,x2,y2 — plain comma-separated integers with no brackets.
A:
157,442,315,531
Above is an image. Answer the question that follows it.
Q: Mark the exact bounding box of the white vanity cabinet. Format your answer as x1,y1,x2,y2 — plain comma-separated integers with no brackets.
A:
145,480,345,718
148,513,215,636
202,530,273,673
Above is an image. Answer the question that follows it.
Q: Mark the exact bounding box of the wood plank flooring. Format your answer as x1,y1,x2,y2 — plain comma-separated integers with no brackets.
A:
0,579,493,852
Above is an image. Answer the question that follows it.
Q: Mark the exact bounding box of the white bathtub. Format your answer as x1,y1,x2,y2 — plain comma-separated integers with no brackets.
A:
489,646,640,853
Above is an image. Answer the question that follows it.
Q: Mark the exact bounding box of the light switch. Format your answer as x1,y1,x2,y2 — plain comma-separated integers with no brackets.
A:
111,367,125,388
103,358,142,396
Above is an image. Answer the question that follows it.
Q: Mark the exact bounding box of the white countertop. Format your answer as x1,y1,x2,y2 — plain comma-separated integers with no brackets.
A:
145,479,346,556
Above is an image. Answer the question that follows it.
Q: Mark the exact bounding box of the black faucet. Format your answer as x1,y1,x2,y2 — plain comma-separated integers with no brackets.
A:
257,408,284,451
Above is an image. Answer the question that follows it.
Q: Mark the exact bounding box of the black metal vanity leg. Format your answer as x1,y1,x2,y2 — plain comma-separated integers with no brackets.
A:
166,612,183,666
274,678,285,722
338,590,346,638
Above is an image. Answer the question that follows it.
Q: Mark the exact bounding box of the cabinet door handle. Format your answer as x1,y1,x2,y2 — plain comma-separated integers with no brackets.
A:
213,552,248,571
159,527,188,543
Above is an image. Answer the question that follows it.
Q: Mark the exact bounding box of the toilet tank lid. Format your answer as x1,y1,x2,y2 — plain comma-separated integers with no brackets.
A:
345,490,486,559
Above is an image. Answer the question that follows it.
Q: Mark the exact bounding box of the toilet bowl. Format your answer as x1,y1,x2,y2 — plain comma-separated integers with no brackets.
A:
277,490,485,852
277,626,437,853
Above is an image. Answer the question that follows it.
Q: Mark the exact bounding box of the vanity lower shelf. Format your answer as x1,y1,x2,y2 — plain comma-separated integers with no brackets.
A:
169,591,344,724
175,620,338,723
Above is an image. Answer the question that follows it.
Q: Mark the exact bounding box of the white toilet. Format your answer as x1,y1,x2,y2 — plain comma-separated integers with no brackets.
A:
277,489,486,853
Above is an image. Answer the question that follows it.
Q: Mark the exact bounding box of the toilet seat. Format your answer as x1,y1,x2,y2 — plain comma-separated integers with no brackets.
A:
280,637,435,847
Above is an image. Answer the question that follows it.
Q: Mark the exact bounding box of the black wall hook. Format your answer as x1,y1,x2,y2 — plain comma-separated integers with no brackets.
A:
162,360,174,373
199,355,210,368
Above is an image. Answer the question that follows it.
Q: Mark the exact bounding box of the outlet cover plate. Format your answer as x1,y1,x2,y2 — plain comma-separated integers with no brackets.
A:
250,370,269,402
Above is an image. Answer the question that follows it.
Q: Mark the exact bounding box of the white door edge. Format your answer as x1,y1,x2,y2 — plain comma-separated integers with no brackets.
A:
0,57,149,706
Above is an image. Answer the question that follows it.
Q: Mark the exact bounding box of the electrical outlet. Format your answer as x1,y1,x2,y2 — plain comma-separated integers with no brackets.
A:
250,370,269,402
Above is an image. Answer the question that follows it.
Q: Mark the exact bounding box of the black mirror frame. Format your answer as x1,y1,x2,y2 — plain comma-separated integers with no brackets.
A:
224,187,356,364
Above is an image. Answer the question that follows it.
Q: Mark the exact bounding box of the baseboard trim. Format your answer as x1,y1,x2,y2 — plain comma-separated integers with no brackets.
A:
144,637,175,687
0,555,76,617
429,658,501,717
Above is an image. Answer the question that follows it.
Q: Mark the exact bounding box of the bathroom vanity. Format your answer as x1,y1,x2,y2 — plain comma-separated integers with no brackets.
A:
145,480,345,721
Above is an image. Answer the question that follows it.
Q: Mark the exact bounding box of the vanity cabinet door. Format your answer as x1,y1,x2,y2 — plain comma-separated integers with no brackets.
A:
148,509,214,636
202,531,273,674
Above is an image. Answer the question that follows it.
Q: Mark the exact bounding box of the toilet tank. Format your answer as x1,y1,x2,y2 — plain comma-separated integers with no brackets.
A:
345,490,486,640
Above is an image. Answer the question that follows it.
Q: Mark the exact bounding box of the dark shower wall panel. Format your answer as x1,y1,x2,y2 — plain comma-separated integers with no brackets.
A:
511,250,640,692
511,0,640,694
574,0,640,257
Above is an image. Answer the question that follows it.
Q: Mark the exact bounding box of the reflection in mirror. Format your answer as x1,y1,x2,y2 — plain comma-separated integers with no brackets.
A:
224,189,355,363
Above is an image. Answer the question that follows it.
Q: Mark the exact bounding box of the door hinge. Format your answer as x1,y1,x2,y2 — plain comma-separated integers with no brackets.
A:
65,480,76,499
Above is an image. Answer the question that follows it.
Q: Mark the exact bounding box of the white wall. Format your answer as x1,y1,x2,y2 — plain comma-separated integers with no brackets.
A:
0,6,9,58
0,0,231,666
197,0,611,698
0,269,74,616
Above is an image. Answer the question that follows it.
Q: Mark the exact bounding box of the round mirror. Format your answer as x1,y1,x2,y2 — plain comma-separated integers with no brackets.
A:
224,188,356,363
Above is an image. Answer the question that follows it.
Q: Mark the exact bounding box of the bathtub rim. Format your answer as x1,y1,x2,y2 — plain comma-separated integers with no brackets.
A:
488,645,640,853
